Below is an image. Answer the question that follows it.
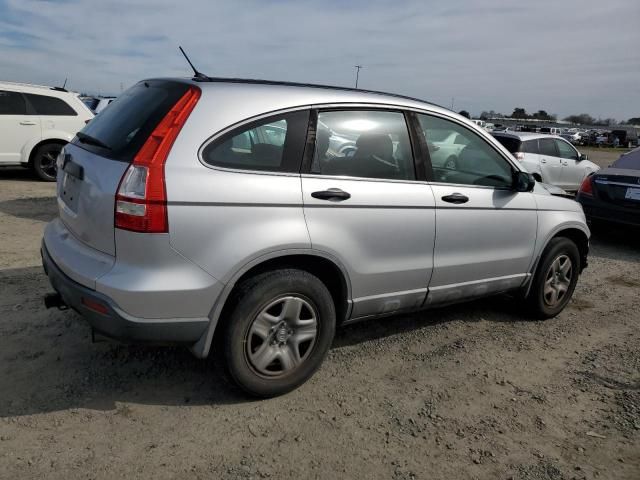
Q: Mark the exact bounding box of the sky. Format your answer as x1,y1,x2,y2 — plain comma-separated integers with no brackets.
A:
0,0,638,120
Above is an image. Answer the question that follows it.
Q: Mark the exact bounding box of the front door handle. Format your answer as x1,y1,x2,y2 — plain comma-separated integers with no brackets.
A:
311,188,351,201
540,158,547,163
20,120,37,126
441,193,469,204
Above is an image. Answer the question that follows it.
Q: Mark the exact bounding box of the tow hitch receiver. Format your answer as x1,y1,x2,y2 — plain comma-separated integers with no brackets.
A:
44,292,68,310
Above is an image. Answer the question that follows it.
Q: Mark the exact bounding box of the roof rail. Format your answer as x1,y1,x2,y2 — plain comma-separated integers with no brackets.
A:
192,75,447,111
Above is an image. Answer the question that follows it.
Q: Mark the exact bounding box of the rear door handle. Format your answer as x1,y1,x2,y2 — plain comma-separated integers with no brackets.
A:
20,120,37,126
540,158,547,163
441,193,469,204
311,188,351,201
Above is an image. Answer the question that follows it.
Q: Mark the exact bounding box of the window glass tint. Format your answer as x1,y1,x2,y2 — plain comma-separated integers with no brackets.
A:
76,80,189,163
538,138,558,156
0,90,26,115
612,153,640,170
312,110,415,180
554,139,578,160
522,139,539,154
493,135,521,154
419,114,513,188
202,110,309,173
24,93,77,116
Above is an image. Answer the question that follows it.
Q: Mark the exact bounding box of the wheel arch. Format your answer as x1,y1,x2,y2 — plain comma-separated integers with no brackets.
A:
523,225,589,297
190,250,352,359
26,138,68,166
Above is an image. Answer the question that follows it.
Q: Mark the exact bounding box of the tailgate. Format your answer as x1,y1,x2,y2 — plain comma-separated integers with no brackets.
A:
56,79,194,255
57,143,128,256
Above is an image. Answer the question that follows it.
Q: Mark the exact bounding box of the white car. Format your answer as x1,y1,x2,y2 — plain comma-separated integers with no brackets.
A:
426,129,469,169
493,132,600,191
0,81,94,180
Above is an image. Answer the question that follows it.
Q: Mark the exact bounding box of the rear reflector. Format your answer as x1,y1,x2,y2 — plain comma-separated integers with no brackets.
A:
579,175,594,196
115,86,201,233
81,297,109,315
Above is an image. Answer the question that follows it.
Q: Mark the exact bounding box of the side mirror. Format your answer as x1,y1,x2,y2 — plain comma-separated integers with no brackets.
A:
579,153,588,161
513,171,536,192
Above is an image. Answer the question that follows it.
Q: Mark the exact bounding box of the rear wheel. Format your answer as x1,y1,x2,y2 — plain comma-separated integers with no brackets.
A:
221,269,335,397
525,237,580,319
32,143,62,181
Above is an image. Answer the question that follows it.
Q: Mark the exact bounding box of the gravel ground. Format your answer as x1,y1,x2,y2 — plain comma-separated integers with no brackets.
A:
0,150,638,480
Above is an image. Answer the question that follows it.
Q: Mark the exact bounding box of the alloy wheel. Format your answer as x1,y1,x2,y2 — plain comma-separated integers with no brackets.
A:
543,254,572,307
245,295,318,377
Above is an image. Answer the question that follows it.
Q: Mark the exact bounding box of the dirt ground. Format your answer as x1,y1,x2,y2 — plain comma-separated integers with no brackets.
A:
1,149,638,480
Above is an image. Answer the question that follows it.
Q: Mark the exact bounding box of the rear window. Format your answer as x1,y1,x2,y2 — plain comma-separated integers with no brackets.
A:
493,135,521,153
74,80,190,162
24,93,77,116
612,151,640,170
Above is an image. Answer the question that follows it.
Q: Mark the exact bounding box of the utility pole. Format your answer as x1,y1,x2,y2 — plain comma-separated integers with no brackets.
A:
354,65,363,89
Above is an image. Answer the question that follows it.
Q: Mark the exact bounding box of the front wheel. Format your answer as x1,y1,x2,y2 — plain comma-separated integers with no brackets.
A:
221,269,336,397
32,143,62,181
524,237,580,319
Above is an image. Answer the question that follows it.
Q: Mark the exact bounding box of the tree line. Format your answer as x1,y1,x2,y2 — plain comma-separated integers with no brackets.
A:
472,108,639,126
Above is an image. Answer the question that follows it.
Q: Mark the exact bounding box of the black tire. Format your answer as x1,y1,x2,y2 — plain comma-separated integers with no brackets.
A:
32,143,63,181
221,269,336,398
525,237,580,319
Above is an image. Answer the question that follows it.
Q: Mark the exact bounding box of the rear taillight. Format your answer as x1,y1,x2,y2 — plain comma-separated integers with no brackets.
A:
578,175,594,196
514,152,525,161
115,86,201,233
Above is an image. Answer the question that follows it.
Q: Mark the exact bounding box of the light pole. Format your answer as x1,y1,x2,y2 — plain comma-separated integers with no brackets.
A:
354,65,363,89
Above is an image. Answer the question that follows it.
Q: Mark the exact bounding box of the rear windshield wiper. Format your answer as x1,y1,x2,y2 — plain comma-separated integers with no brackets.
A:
76,132,112,150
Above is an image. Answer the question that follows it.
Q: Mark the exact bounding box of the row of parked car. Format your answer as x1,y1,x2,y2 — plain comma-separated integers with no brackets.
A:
473,120,638,149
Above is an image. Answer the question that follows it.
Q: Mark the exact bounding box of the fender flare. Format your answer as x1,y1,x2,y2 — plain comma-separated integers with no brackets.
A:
522,221,590,296
190,248,353,359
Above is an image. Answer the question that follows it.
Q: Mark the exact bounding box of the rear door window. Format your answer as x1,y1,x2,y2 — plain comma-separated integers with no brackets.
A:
24,93,77,116
0,90,27,115
202,110,309,173
521,139,539,154
539,138,558,157
74,80,191,163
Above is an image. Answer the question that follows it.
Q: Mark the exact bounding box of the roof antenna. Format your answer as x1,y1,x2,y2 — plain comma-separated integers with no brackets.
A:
179,46,209,81
62,77,67,89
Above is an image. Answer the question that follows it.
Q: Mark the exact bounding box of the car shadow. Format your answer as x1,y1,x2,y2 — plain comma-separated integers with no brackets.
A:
588,223,640,262
0,265,530,418
1,224,636,417
0,166,39,182
0,196,58,222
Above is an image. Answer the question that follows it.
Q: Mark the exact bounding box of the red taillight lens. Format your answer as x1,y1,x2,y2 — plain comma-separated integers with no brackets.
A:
579,175,594,196
115,86,201,233
514,152,525,161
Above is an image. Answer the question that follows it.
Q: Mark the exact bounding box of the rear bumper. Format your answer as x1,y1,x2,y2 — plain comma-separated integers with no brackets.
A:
578,196,640,227
42,243,209,343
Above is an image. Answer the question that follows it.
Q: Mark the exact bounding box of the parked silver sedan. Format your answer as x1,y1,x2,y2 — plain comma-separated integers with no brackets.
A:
42,78,590,397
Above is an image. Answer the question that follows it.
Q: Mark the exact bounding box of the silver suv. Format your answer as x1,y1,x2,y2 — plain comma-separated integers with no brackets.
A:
42,78,590,397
